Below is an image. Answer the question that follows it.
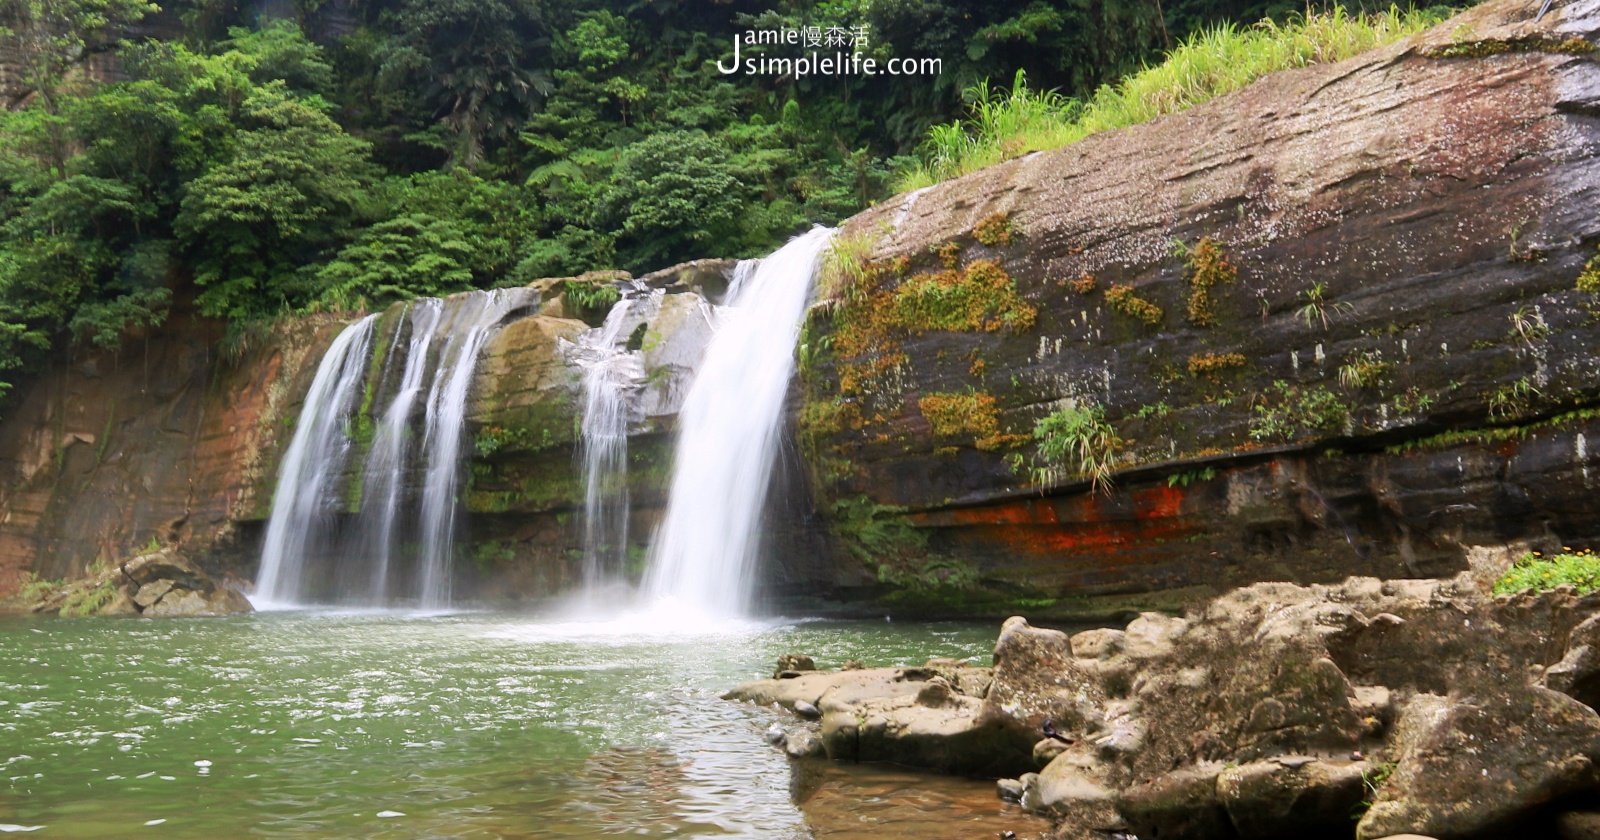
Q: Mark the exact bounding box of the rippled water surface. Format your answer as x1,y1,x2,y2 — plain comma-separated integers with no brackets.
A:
0,611,1046,838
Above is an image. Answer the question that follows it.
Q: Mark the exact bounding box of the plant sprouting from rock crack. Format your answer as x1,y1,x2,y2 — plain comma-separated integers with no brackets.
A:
1295,282,1351,331
1487,376,1540,421
1177,237,1236,326
1250,381,1348,441
1337,349,1391,390
1032,403,1119,493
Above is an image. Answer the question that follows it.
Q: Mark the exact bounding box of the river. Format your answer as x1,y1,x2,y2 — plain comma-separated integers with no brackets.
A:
0,611,1046,838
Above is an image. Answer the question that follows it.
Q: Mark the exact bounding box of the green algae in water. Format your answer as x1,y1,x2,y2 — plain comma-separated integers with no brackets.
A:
0,612,1027,839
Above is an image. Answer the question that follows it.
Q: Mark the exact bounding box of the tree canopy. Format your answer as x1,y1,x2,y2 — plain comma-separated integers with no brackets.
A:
0,0,1374,404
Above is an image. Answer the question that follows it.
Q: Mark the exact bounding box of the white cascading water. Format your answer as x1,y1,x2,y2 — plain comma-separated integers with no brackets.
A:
643,226,835,618
254,315,378,605
568,284,659,588
359,298,442,602
254,288,533,608
416,290,533,609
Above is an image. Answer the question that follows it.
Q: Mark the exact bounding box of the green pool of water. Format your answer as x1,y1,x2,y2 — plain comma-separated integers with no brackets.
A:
0,610,1042,838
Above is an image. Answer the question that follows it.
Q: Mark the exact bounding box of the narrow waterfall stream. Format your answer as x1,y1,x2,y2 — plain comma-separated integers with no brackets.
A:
568,283,659,590
254,289,535,607
643,227,835,617
255,316,378,605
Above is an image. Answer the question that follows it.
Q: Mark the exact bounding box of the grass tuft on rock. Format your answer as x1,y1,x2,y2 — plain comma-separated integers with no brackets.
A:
899,6,1445,190
1495,550,1600,596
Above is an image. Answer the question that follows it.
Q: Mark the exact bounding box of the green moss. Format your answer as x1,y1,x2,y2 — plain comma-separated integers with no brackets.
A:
1578,251,1600,294
1495,550,1600,596
1104,283,1163,326
1179,237,1236,327
473,425,556,458
1425,35,1595,59
830,496,927,567
1386,406,1600,455
472,540,516,575
919,390,1023,451
888,260,1037,334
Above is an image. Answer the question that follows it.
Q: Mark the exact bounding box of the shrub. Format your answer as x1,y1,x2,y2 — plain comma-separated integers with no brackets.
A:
1250,381,1348,441
561,279,622,318
1071,273,1097,294
1033,403,1119,492
1495,550,1600,596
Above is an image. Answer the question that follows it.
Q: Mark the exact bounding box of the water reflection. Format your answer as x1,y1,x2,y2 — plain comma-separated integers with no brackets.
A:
0,612,1044,839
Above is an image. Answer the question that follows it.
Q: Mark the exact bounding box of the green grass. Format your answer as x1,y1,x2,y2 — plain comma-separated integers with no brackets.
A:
1032,404,1120,493
1495,550,1600,596
898,6,1448,191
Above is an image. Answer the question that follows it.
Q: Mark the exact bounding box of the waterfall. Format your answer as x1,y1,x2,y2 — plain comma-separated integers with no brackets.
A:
569,285,657,588
255,315,378,605
643,226,834,618
254,288,533,608
358,299,442,602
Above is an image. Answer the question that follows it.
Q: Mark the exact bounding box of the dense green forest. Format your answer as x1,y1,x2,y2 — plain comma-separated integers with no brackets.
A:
0,0,1388,397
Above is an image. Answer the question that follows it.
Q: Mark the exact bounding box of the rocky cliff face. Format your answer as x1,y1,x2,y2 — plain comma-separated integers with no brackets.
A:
786,0,1600,615
3,0,1597,616
0,259,733,603
0,304,344,596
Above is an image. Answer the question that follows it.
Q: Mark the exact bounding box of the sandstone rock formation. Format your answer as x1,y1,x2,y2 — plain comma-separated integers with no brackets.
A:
786,0,1600,615
14,546,252,617
1,0,1597,619
730,572,1600,838
0,261,736,604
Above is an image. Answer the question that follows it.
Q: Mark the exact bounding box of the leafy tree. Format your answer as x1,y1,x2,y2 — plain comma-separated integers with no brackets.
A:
0,0,156,102
174,83,375,319
317,213,473,310
597,130,743,271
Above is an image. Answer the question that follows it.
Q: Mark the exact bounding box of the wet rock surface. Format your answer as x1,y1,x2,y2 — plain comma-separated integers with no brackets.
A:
730,572,1600,839
780,0,1600,616
9,547,252,617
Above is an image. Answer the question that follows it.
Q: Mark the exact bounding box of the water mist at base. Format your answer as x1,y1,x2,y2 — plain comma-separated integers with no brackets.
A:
639,226,835,620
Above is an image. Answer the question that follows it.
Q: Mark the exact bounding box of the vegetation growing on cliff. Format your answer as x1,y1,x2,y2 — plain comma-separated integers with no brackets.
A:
1032,403,1120,491
919,390,1023,451
1104,283,1164,326
0,0,1454,412
1495,550,1600,596
1178,237,1237,326
1578,251,1600,294
900,5,1447,189
1250,381,1348,441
